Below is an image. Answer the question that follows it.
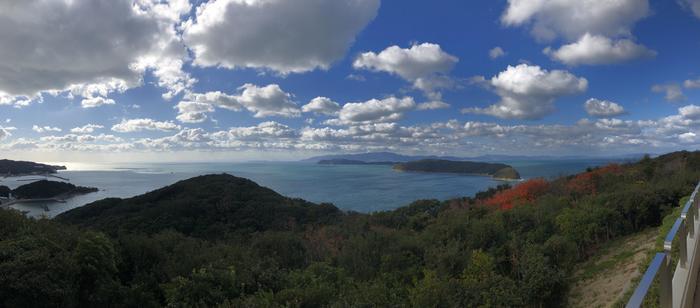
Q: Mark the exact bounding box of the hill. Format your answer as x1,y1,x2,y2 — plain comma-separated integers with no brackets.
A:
1,151,699,307
57,174,341,238
393,159,521,179
318,159,396,165
302,151,648,163
0,159,66,176
303,151,467,163
11,180,98,199
0,185,10,198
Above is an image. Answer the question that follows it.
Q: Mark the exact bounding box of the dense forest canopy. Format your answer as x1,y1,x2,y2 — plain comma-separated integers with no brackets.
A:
1,151,700,307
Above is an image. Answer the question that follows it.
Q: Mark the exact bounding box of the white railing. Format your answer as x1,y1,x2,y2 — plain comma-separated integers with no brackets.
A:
627,182,700,308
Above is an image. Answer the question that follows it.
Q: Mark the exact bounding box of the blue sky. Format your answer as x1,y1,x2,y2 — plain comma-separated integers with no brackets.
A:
0,0,699,162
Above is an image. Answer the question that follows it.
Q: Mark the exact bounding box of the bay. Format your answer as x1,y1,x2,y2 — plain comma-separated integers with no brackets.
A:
1,158,628,218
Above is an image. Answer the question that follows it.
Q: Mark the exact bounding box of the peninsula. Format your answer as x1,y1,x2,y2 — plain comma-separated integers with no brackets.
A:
393,159,521,180
0,159,66,176
318,159,396,165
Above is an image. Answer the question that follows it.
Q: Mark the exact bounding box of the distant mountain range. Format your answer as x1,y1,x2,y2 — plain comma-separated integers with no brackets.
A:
301,151,649,163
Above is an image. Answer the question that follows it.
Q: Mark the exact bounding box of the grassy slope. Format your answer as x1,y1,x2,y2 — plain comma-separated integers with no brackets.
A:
567,197,688,307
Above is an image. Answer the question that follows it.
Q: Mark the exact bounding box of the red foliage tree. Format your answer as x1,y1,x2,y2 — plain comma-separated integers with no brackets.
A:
482,178,550,210
566,164,623,196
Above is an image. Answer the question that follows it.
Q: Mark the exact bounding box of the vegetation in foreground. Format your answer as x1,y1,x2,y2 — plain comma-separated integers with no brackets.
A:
1,151,699,307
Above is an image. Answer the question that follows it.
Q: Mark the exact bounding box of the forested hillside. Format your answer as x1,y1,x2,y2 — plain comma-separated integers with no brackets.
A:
1,151,699,307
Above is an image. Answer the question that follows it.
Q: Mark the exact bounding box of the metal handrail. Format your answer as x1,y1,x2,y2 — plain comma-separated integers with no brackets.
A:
627,181,700,308
627,252,671,308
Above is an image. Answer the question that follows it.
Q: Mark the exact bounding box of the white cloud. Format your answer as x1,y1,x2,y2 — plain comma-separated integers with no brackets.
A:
354,43,458,81
330,97,416,125
182,0,380,74
70,124,105,134
680,0,700,18
684,78,700,89
32,125,62,133
545,33,656,66
416,101,450,110
584,98,626,117
302,97,341,115
354,43,458,99
0,0,194,106
0,126,13,140
501,0,650,42
463,64,588,120
4,103,700,155
652,84,685,102
679,105,700,119
502,0,652,66
489,47,506,59
679,132,698,143
175,101,216,123
112,118,181,133
81,97,116,108
175,84,300,122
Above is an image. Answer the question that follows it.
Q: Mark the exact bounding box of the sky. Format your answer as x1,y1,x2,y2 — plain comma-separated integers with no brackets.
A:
1,0,700,162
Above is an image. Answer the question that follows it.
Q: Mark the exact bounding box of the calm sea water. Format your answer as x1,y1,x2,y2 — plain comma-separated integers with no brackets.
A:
1,158,628,217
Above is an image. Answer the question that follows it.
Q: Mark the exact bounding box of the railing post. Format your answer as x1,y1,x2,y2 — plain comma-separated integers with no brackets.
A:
680,219,688,269
660,253,672,308
688,204,696,238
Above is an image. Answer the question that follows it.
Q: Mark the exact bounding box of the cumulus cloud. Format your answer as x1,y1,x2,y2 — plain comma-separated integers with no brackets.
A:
679,132,699,143
175,84,300,122
329,97,416,125
32,125,62,133
463,64,588,120
545,33,656,65
416,101,450,110
81,97,116,108
584,98,626,117
0,0,194,106
354,43,458,99
489,47,506,59
175,101,216,123
679,105,700,119
684,78,700,89
302,97,341,115
70,124,105,134
502,0,653,66
501,0,649,41
112,118,181,133
652,84,685,102
182,0,380,74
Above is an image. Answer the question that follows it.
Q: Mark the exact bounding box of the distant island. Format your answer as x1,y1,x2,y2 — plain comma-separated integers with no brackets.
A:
0,159,66,176
303,151,647,163
11,180,98,199
318,159,396,165
393,159,521,180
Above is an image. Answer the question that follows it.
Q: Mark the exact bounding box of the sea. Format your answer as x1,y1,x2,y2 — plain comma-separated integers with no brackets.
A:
0,158,632,218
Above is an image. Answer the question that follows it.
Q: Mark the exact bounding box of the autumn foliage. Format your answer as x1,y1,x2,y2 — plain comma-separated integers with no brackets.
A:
482,178,550,210
566,164,623,196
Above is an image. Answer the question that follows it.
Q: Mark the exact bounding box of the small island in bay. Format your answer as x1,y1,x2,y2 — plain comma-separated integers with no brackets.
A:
0,159,66,176
11,180,98,200
318,159,396,165
393,159,521,180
